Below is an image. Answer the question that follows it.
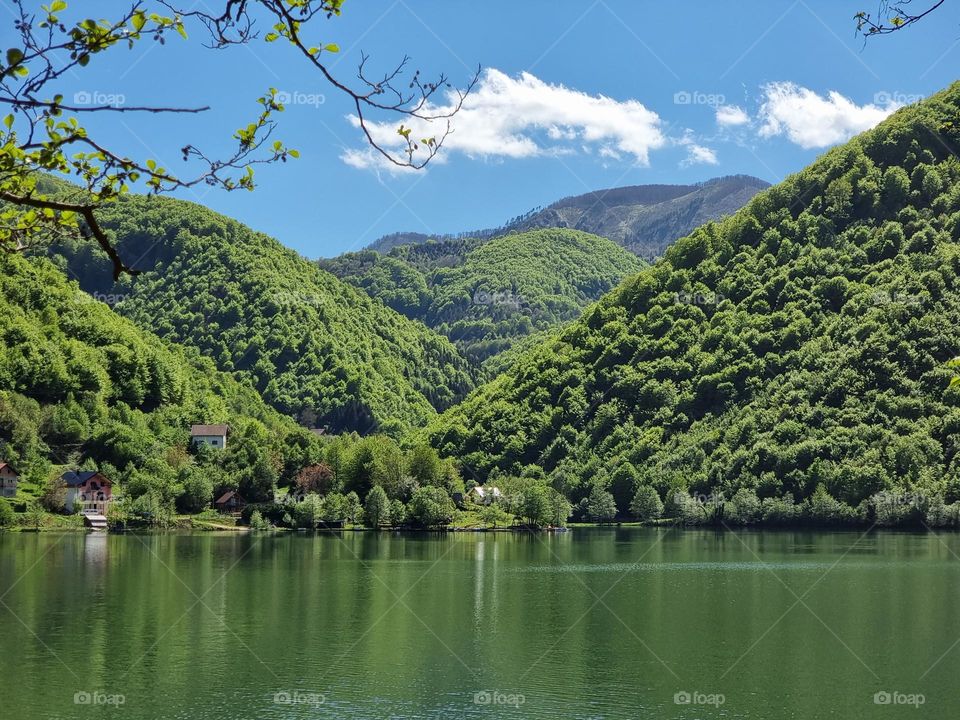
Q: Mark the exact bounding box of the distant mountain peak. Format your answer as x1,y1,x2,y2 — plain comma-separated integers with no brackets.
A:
366,175,770,258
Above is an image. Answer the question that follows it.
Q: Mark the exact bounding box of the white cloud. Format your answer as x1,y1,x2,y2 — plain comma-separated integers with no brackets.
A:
757,82,900,149
682,143,718,166
341,68,667,170
716,105,750,127
340,147,418,174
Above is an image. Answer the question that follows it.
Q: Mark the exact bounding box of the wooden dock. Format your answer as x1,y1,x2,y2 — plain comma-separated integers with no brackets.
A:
84,514,108,530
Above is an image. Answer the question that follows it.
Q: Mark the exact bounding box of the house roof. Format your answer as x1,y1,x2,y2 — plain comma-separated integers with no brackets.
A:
0,462,17,474
470,486,502,497
192,424,229,436
215,490,243,505
61,471,105,487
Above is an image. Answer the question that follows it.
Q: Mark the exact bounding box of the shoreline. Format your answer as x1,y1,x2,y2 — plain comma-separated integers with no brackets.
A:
3,521,954,535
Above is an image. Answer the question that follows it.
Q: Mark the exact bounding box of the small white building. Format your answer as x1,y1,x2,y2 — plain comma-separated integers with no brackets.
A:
469,485,503,506
0,462,19,498
191,424,229,450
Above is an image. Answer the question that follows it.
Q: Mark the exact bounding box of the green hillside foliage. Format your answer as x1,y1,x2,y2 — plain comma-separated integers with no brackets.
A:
425,83,960,526
48,195,474,435
323,229,645,370
0,250,326,521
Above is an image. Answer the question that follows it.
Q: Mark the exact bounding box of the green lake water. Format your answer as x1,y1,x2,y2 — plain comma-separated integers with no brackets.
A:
1,528,958,719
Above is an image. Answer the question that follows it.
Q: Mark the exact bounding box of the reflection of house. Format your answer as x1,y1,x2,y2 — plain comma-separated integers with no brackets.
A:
191,424,229,449
0,462,19,498
215,490,245,513
469,485,502,505
62,471,112,514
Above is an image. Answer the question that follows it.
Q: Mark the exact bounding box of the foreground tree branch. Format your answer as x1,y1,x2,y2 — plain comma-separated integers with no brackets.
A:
0,0,478,275
856,0,948,36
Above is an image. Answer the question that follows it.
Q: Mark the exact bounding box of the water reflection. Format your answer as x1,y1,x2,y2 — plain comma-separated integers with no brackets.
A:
0,529,958,720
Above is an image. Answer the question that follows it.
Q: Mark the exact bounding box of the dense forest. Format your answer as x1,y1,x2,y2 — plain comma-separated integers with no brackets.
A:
322,229,644,372
9,85,960,530
0,247,487,529
425,82,960,527
0,248,329,522
48,195,475,436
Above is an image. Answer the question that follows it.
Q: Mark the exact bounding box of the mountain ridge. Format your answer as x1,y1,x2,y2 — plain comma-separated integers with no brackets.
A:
366,174,770,258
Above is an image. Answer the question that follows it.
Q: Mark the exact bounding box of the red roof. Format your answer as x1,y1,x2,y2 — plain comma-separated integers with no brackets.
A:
192,424,229,436
215,490,244,505
0,462,17,474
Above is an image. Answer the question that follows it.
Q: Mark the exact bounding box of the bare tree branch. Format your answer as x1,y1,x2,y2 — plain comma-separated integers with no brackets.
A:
856,0,948,36
0,0,477,274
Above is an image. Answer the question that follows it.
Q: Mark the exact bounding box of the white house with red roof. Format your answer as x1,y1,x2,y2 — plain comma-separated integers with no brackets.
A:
191,424,229,450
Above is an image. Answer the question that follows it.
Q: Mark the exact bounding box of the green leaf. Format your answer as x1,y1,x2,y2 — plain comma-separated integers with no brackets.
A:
132,11,147,32
6,48,24,66
324,43,340,53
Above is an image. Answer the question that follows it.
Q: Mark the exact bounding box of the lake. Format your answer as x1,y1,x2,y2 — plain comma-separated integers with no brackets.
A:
1,528,958,719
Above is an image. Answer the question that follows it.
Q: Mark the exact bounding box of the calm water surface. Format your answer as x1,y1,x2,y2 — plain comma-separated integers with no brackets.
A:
1,528,958,719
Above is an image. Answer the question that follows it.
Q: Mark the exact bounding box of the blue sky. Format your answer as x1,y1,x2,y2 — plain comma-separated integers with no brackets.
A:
56,1,960,256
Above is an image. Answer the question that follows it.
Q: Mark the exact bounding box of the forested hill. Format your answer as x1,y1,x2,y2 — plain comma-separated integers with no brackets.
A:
48,195,474,436
366,175,769,258
0,249,317,512
426,82,960,515
321,229,645,373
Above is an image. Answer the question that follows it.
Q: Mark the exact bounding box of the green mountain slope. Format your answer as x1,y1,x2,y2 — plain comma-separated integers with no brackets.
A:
0,250,318,514
50,195,475,435
322,228,645,371
426,83,960,517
